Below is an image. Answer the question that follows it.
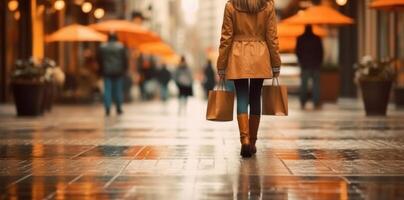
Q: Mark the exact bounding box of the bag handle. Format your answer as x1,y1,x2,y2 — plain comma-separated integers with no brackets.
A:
272,77,280,86
215,78,227,91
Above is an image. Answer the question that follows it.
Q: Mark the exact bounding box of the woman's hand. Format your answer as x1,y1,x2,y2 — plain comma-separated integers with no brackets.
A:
218,69,226,80
272,67,280,78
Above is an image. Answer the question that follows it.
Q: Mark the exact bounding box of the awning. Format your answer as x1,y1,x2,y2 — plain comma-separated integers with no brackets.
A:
89,20,161,47
138,42,176,57
283,5,354,25
370,0,404,11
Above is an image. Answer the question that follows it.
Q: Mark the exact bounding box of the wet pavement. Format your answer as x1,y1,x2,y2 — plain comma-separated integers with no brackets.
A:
0,98,404,200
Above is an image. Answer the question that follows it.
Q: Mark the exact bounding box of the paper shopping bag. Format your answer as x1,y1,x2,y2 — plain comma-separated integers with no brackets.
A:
206,81,235,121
262,78,288,116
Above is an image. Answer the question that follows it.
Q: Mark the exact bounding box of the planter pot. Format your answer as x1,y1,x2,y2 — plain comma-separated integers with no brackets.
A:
12,80,45,116
360,80,393,116
320,71,340,102
395,87,404,108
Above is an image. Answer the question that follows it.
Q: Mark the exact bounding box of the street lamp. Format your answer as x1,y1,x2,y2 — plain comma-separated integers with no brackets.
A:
94,8,105,19
8,0,19,12
336,0,348,6
81,2,93,13
54,0,65,11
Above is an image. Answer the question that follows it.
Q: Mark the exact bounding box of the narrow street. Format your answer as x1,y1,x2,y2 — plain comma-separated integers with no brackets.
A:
1,98,403,199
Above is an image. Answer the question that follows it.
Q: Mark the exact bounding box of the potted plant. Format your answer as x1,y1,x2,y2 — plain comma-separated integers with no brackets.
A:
11,58,46,116
355,56,395,116
320,63,340,102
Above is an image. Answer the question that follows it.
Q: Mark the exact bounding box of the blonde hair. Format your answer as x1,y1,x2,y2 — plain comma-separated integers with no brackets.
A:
232,0,269,13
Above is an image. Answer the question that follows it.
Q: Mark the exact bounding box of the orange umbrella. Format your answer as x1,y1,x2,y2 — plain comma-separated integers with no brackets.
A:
46,24,107,42
89,20,161,46
370,0,404,10
161,54,181,65
277,23,328,37
125,32,162,48
283,5,354,25
138,42,175,57
45,24,107,76
277,23,328,52
90,20,146,32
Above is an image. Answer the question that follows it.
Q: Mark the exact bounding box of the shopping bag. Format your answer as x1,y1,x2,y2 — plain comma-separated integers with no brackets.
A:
262,78,288,116
206,79,235,121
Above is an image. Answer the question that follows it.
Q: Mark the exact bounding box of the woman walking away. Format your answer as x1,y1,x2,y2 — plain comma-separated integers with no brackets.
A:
174,56,194,115
217,0,281,158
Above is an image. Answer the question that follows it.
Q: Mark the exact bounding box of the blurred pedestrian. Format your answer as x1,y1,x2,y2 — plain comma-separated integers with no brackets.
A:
217,0,282,158
174,56,193,115
202,59,216,99
296,25,324,110
138,55,157,100
97,33,128,116
144,56,158,99
157,64,172,102
136,53,148,101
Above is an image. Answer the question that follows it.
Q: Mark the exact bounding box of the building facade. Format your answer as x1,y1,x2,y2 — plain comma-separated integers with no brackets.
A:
339,0,404,96
197,0,226,54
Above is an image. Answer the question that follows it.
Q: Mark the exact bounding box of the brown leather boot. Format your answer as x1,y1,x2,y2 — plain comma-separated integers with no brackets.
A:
249,115,260,154
237,114,252,158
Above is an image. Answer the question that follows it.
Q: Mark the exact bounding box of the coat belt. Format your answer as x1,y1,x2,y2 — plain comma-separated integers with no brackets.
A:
233,35,265,42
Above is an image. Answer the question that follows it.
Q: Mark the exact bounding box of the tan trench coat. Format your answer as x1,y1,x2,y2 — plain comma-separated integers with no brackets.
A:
217,1,281,80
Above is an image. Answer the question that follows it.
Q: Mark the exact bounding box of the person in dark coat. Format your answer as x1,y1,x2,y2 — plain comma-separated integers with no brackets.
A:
97,33,128,116
174,56,193,115
157,64,172,102
296,25,324,110
202,60,216,99
136,53,147,100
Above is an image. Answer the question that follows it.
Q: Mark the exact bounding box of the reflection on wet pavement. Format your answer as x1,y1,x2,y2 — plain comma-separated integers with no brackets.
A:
0,98,404,199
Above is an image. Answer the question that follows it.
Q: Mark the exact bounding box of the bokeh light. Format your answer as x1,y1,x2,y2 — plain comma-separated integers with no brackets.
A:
8,0,19,12
336,0,348,6
94,8,105,19
82,2,93,13
14,11,20,20
54,0,65,11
